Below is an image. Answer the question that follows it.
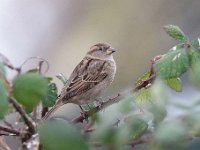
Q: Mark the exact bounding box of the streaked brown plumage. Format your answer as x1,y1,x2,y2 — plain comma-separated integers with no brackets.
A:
44,43,116,119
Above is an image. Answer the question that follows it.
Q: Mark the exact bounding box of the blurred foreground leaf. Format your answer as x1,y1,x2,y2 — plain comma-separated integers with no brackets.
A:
187,138,200,150
154,122,187,149
135,88,152,106
13,73,48,110
164,25,187,42
0,81,8,118
39,119,88,150
150,104,167,126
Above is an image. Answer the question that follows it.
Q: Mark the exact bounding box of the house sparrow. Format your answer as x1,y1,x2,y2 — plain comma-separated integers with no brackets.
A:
44,43,116,119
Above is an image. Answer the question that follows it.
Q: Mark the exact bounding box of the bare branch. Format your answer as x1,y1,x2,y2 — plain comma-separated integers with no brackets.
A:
90,137,151,148
41,106,48,118
0,137,12,150
71,93,122,123
0,53,20,73
0,125,21,136
8,97,36,134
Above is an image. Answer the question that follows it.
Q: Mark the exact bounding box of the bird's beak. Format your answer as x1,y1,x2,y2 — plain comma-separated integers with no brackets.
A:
107,48,116,55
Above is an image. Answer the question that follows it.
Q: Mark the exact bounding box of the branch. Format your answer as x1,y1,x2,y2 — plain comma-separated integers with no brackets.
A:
134,74,156,92
0,53,21,73
71,76,157,123
0,125,21,136
0,137,12,150
41,106,48,118
90,136,151,148
71,93,122,123
128,138,151,147
8,97,36,134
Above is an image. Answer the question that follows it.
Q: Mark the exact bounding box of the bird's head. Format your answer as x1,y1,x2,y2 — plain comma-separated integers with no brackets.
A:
87,43,116,60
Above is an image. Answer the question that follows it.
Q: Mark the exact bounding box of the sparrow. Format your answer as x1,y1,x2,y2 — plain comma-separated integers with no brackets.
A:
44,43,116,119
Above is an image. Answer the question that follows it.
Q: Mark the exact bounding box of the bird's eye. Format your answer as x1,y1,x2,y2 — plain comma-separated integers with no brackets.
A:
99,47,103,51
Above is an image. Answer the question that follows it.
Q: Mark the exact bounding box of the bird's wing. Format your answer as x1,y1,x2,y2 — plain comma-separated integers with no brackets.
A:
60,57,108,101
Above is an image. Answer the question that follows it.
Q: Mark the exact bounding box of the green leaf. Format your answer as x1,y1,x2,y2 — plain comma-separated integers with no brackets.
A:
39,119,88,150
188,47,200,87
135,88,152,105
164,25,187,42
188,46,200,68
191,38,200,49
150,104,167,126
154,48,189,78
165,77,182,92
13,73,48,110
45,77,53,83
189,62,200,87
154,122,186,148
0,80,8,119
135,71,151,86
26,68,39,73
42,83,58,107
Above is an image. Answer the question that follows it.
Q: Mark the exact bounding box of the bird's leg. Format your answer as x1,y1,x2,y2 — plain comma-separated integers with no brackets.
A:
79,105,88,122
79,105,84,112
95,97,104,108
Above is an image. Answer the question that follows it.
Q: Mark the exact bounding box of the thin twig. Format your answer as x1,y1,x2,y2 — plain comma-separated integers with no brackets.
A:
0,137,12,150
0,125,21,136
0,53,20,73
8,97,36,134
134,74,156,92
41,105,48,118
32,107,37,121
38,60,44,74
0,133,19,136
128,138,151,147
3,120,14,129
90,137,151,148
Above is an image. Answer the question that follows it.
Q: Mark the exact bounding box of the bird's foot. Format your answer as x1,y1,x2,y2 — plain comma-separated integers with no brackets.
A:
79,106,88,122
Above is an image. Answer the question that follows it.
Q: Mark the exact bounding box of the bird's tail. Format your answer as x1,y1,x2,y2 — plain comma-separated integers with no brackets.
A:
43,100,63,120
